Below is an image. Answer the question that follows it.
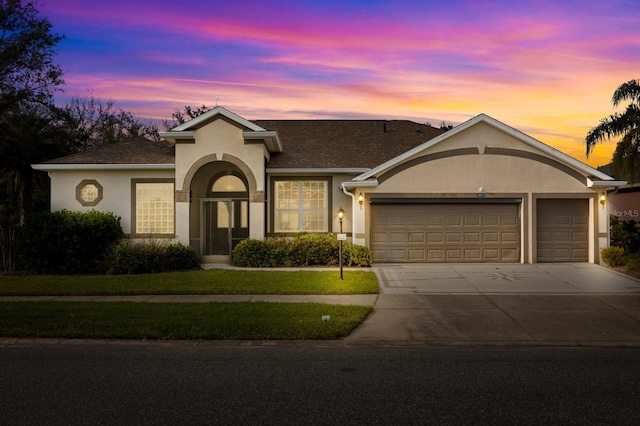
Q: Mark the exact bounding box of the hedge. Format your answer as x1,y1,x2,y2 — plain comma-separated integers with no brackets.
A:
232,234,372,267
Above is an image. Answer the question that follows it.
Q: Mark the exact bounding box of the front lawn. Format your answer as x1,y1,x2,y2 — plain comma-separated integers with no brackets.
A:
0,301,372,340
0,269,379,296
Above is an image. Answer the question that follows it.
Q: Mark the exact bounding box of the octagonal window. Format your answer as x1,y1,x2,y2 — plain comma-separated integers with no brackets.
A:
76,179,103,206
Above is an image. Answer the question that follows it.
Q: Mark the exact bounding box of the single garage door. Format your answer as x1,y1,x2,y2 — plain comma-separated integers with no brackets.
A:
537,199,589,262
370,201,520,263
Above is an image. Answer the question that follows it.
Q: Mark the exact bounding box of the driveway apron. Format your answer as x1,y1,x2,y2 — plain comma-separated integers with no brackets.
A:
345,263,640,346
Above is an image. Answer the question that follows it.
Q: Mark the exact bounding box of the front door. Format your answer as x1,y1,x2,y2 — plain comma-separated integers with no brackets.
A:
201,199,249,259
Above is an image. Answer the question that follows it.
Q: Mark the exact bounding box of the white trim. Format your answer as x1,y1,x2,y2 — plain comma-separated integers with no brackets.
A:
267,168,370,174
588,179,628,187
243,131,283,153
171,106,265,132
354,113,616,182
158,131,195,140
32,164,175,171
340,180,379,189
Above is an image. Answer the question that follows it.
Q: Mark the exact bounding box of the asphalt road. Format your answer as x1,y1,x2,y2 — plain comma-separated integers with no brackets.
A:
1,343,639,425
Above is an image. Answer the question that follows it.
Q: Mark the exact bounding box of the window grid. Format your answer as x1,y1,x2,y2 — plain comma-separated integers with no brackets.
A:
275,180,327,232
135,182,174,235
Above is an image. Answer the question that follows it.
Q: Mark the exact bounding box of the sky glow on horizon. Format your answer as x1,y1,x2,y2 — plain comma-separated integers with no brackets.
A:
40,0,640,168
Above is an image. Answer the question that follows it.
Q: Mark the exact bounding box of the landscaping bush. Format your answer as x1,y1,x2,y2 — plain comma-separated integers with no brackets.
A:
22,210,124,274
610,215,640,254
232,238,284,267
344,242,373,267
232,234,372,267
109,240,201,274
288,233,339,266
600,246,625,267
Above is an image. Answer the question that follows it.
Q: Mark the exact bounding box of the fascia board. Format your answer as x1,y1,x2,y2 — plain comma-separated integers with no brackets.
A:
32,164,175,171
173,106,265,132
267,168,370,174
340,180,379,189
158,131,195,141
588,179,628,187
243,131,283,153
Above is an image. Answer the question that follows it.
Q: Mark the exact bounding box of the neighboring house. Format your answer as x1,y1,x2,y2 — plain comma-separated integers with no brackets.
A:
33,107,627,264
597,164,640,223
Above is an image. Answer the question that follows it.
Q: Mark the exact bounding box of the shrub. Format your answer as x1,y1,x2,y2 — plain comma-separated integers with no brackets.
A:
22,210,124,274
610,215,640,253
600,246,626,267
109,240,201,274
232,238,283,267
232,234,372,267
117,240,199,274
344,242,373,267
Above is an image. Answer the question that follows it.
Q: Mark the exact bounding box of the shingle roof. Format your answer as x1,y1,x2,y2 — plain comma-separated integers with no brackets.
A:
41,121,445,169
254,120,445,169
43,137,175,164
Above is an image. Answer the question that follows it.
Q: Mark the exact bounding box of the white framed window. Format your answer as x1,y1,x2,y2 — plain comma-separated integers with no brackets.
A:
132,180,174,236
274,180,328,232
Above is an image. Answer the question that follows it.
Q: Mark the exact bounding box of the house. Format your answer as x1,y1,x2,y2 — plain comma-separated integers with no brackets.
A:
33,106,627,264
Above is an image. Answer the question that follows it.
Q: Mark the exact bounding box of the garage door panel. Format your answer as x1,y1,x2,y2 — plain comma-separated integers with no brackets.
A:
408,233,425,243
465,233,480,243
502,232,518,243
446,233,463,243
483,232,499,242
537,199,588,262
371,203,520,263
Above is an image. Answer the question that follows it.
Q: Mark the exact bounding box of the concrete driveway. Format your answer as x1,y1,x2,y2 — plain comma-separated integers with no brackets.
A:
345,263,640,347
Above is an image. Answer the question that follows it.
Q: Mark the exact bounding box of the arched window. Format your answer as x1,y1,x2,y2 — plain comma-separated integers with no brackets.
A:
211,175,246,193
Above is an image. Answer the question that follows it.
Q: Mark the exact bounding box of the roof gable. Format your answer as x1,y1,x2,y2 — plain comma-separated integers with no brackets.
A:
354,114,615,182
172,106,265,132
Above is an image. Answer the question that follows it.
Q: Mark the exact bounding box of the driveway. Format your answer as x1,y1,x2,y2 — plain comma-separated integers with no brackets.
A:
345,263,640,346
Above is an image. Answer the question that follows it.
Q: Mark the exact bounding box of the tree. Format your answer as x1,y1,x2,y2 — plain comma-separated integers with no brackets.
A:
60,95,159,152
0,0,64,111
586,79,640,183
162,104,211,130
0,0,65,270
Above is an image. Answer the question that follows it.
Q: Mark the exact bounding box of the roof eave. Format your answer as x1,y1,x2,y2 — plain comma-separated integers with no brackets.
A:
588,179,628,188
32,164,175,171
243,131,283,153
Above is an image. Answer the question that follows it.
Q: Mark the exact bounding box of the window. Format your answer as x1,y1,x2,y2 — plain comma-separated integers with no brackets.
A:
274,180,328,232
132,180,174,236
76,179,103,206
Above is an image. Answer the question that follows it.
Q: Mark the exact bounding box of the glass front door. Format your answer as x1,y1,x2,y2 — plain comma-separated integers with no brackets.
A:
201,199,249,256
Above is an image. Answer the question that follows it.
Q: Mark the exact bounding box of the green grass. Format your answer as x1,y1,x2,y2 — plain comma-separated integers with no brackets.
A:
0,301,372,340
0,270,379,296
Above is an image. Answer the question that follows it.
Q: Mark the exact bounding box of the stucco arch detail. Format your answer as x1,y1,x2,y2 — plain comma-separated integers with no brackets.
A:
377,148,586,186
180,154,263,202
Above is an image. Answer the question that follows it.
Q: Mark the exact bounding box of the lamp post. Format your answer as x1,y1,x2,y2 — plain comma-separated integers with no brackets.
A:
337,207,344,280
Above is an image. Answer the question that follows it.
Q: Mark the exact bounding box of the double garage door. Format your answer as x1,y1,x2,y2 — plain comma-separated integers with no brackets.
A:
370,199,589,263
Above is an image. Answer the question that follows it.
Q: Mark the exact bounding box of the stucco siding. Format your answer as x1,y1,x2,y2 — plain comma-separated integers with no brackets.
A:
175,119,266,194
49,169,174,234
377,154,588,194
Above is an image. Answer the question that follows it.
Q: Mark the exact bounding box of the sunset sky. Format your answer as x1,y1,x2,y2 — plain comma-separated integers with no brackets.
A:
39,0,639,168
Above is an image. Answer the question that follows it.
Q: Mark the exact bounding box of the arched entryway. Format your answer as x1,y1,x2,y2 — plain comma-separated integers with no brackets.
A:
189,162,249,262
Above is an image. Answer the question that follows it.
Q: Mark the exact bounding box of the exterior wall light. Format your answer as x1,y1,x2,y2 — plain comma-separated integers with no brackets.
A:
358,193,364,208
600,193,606,206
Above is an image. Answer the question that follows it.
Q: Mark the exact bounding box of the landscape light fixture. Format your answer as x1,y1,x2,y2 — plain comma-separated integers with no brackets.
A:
338,207,344,280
